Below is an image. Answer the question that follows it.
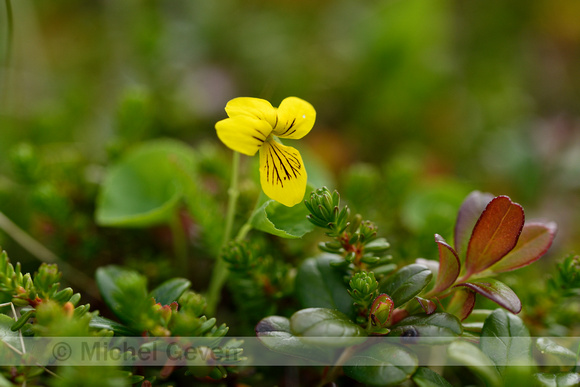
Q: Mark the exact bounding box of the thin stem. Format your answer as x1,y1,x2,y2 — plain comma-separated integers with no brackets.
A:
205,152,241,316
170,210,188,276
0,211,101,300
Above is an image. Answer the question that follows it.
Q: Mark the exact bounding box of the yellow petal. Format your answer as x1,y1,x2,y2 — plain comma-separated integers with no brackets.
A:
272,97,316,139
259,139,307,207
225,97,277,127
215,115,272,156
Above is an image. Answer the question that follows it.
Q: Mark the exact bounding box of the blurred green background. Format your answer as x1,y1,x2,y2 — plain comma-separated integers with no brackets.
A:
0,0,579,311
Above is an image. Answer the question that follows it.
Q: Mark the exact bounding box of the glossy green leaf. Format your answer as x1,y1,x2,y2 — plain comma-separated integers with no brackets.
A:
454,191,494,260
381,264,432,307
427,234,460,295
149,278,191,306
255,315,335,362
89,316,140,336
455,278,521,314
96,139,196,227
487,222,557,274
412,367,453,387
464,196,525,276
344,342,418,386
249,190,315,239
534,372,580,387
536,338,578,362
290,308,366,347
390,313,462,344
480,309,531,374
295,254,355,318
447,340,502,387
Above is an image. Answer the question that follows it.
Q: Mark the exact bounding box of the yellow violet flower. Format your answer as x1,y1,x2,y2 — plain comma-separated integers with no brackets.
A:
215,96,316,207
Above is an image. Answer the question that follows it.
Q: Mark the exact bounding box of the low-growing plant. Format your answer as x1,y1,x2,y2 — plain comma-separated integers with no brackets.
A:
0,95,577,387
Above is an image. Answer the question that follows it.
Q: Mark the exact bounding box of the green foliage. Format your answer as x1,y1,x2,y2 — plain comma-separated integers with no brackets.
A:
95,139,196,227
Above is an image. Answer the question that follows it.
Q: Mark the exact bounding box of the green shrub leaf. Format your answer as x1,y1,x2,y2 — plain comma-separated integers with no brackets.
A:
295,254,355,318
381,264,432,307
343,342,418,386
149,278,191,306
480,308,531,374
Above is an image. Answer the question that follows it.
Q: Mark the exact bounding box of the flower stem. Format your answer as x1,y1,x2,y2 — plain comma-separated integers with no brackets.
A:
206,151,241,316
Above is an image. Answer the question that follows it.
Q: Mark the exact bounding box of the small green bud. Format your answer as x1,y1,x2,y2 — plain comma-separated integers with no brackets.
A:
178,291,207,317
369,293,394,329
221,242,257,273
348,272,378,308
359,221,378,243
33,264,62,295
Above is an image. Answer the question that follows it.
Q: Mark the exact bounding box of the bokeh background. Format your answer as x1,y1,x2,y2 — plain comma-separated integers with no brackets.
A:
1,0,579,328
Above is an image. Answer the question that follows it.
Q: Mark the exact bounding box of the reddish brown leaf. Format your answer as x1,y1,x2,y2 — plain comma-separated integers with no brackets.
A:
455,278,522,314
454,191,494,260
427,234,460,295
415,296,437,315
464,196,524,276
446,289,476,321
487,222,557,273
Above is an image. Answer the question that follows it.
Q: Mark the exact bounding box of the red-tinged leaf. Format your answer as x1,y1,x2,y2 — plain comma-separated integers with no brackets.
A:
446,289,476,321
415,296,437,314
455,278,522,314
487,222,557,273
454,191,494,260
428,234,460,295
464,196,524,276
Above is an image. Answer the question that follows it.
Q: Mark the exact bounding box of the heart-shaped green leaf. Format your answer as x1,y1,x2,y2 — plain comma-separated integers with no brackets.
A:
454,191,494,260
464,196,524,276
96,139,196,227
295,254,355,318
255,315,335,362
427,234,460,295
455,278,521,314
249,191,315,239
149,278,191,306
381,264,432,308
389,313,462,345
447,341,502,387
343,342,418,387
290,308,366,347
487,222,557,274
412,367,453,387
446,288,476,321
480,309,531,374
